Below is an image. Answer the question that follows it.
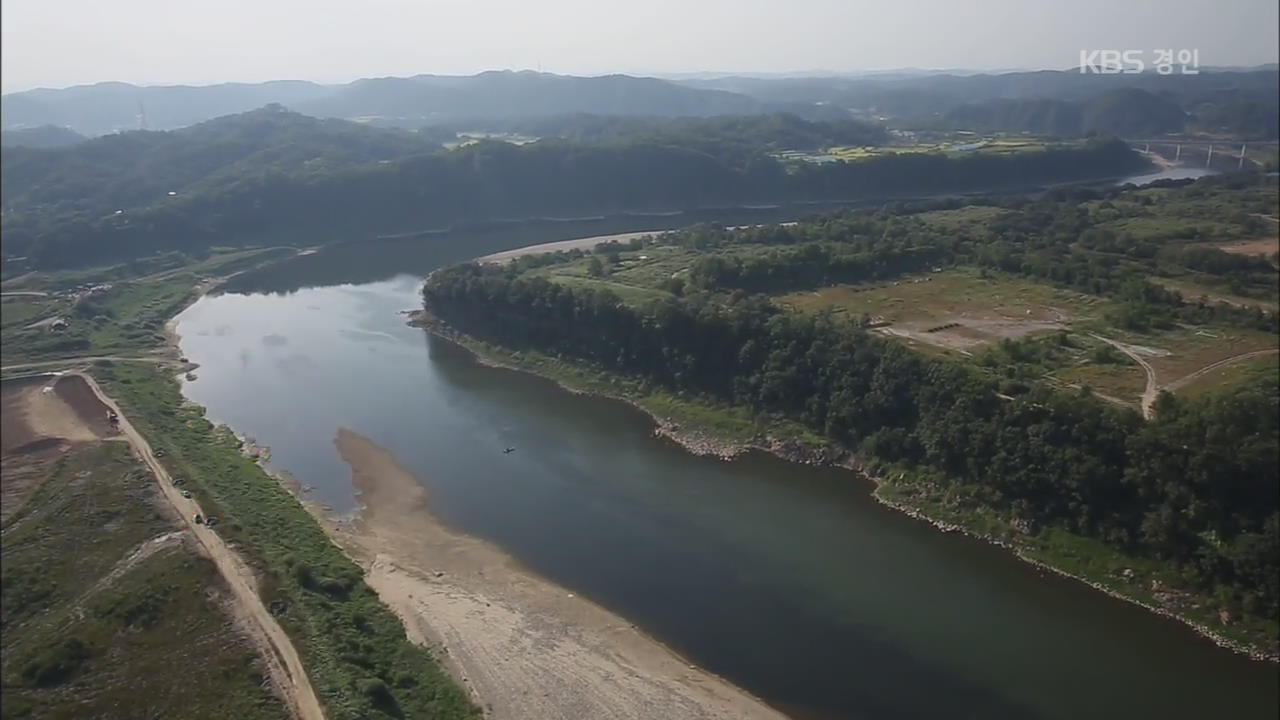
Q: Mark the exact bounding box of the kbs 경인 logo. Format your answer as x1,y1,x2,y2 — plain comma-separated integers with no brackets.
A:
1079,49,1200,74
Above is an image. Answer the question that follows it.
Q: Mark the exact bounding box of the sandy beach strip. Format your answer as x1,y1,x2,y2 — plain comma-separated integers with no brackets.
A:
476,230,670,264
328,428,786,720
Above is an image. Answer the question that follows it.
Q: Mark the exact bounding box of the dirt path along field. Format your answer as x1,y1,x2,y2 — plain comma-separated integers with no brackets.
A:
1092,335,1159,418
74,372,327,720
1164,349,1280,393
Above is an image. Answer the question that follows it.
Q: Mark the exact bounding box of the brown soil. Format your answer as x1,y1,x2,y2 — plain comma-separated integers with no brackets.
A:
1205,237,1279,257
1,374,116,520
327,428,785,720
52,373,117,436
1,375,50,452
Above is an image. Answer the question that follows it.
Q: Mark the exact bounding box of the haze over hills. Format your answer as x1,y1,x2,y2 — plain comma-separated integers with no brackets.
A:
0,124,86,148
940,88,1191,137
0,71,767,137
0,105,1145,268
4,67,1277,139
682,68,1280,137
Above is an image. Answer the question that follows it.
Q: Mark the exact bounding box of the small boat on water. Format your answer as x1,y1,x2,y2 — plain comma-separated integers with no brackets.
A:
503,447,515,454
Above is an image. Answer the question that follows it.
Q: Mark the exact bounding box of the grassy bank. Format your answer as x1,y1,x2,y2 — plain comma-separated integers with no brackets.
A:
422,317,1278,661
0,442,286,719
94,361,479,720
1,247,297,366
5,248,478,718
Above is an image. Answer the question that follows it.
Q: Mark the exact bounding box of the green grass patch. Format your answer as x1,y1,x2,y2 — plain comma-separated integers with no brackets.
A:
1052,361,1147,405
0,442,286,720
775,267,1109,324
1177,353,1279,400
912,205,1008,232
94,362,478,720
1,248,300,366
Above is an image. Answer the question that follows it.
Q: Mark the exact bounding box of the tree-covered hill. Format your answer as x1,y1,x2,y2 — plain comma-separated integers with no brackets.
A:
684,69,1280,138
421,174,1280,652
942,88,1189,137
0,105,438,238
0,124,86,149
0,106,1146,268
0,72,768,136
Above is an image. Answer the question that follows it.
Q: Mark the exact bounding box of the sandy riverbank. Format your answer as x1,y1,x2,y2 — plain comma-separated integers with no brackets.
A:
410,315,1277,662
326,428,786,720
476,231,668,264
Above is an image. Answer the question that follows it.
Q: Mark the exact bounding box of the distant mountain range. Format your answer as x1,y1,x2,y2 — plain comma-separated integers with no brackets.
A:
0,71,768,137
941,88,1190,137
1,105,1145,269
681,68,1280,137
1,124,86,148
4,67,1276,139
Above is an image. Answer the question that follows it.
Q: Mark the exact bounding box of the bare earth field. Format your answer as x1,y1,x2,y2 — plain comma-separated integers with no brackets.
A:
0,374,115,521
1204,236,1279,258
0,374,290,719
1154,277,1279,312
778,268,1095,352
328,428,785,720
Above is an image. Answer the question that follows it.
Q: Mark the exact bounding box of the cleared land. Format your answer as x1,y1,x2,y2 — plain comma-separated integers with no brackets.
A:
1154,277,1279,312
1174,352,1279,400
777,268,1092,352
777,138,1074,164
1204,236,1280,257
771,267,1277,407
0,374,290,720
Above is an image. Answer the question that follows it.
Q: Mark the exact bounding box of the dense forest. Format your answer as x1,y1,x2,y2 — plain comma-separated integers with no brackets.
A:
422,174,1280,626
687,69,1280,138
435,112,886,154
1,107,1147,268
0,124,86,149
941,88,1189,137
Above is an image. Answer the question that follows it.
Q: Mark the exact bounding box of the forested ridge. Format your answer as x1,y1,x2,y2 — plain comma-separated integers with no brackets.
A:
423,174,1280,634
1,105,1146,269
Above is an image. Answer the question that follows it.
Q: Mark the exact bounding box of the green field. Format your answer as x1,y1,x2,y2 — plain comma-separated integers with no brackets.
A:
97,362,479,720
1,442,286,720
1,248,297,366
1052,360,1148,405
776,267,1108,334
775,138,1072,165
1176,352,1279,400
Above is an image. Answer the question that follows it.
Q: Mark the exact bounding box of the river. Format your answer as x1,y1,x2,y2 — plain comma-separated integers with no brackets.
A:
175,211,1273,720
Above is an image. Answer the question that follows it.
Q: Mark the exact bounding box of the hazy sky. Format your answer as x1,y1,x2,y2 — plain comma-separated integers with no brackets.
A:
2,0,1277,92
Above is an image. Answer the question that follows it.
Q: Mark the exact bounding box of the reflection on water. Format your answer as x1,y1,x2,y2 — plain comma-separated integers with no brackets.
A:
220,205,857,295
176,264,1277,720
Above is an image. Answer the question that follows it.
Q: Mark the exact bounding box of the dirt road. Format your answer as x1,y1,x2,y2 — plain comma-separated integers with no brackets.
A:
1092,336,1278,418
1092,335,1159,418
1164,349,1279,393
74,372,326,720
0,354,173,373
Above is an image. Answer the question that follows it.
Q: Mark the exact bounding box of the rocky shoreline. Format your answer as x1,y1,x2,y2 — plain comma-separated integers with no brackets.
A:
408,308,1278,663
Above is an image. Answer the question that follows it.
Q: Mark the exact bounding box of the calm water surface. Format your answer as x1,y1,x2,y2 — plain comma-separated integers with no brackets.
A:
176,224,1274,720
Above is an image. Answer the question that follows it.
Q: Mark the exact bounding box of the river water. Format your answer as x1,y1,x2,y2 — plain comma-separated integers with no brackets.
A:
175,209,1273,720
